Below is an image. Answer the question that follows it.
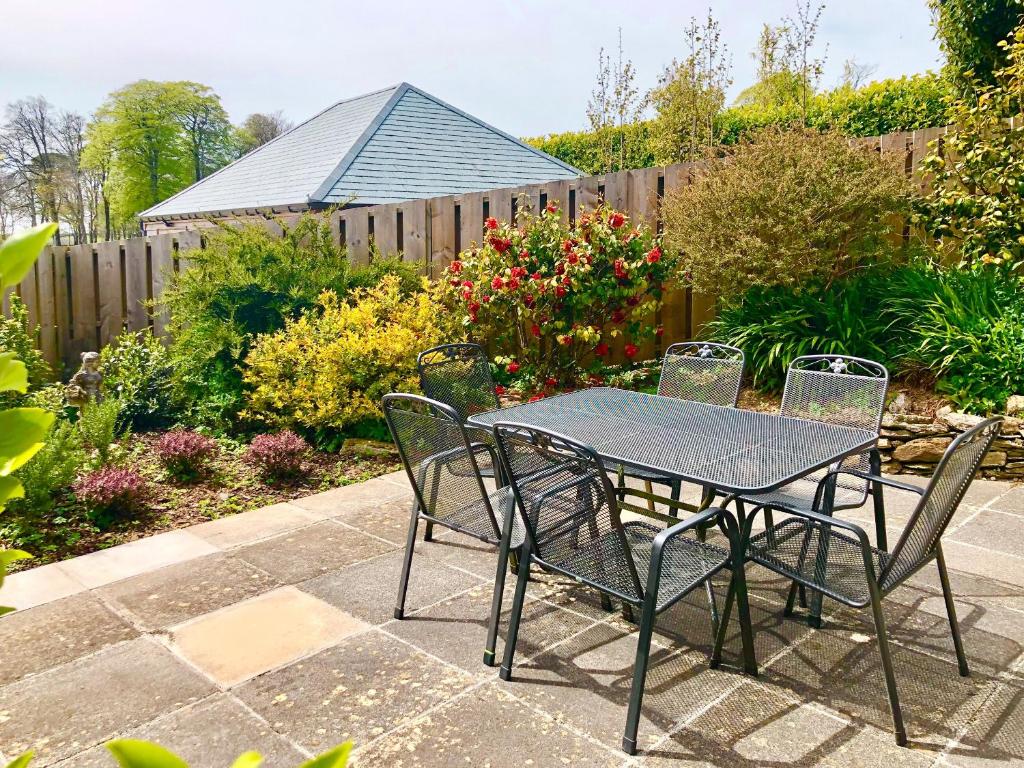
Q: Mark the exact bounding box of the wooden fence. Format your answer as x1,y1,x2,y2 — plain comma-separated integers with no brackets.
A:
9,126,946,374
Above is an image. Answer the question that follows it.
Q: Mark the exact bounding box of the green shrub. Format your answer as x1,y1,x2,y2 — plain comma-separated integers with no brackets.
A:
100,330,174,429
77,398,125,465
7,420,87,524
917,23,1024,269
243,275,457,442
663,128,914,298
524,123,654,175
160,212,421,431
0,295,50,409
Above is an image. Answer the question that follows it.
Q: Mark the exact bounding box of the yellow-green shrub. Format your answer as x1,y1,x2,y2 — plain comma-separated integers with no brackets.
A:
243,276,457,435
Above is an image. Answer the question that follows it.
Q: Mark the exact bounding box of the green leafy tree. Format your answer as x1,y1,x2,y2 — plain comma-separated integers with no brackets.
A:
930,0,1024,92
648,11,732,163
0,222,59,615
236,111,293,155
918,21,1024,268
174,82,237,182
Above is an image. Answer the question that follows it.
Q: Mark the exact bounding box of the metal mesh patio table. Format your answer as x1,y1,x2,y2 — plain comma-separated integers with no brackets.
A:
467,387,878,498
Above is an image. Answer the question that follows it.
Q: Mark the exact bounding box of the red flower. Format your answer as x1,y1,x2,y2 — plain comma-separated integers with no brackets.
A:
562,239,575,253
462,279,473,288
449,260,463,274
511,266,528,278
555,286,566,298
488,236,512,253
520,249,530,260
611,309,625,323
523,293,535,308
613,259,628,279
626,295,640,307
546,201,558,213
566,252,579,265
481,294,491,303
655,326,664,337
528,394,545,403
495,385,506,396
555,262,565,275
531,323,541,338
461,288,472,301
449,278,461,286
545,377,557,387
594,342,609,357
646,246,662,264
469,312,478,323
609,212,625,229
624,343,638,358
507,277,520,290
468,301,480,312
485,217,498,230
491,276,504,290
507,361,520,374
559,335,572,346
562,275,572,285
531,271,542,281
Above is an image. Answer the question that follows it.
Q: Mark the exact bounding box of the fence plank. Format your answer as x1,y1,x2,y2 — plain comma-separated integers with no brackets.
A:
95,240,123,347
459,192,485,250
124,237,149,332
175,230,202,271
428,196,456,278
18,262,39,332
150,234,174,337
401,199,428,272
36,247,58,370
342,208,370,266
372,203,398,257
53,246,71,369
69,244,97,358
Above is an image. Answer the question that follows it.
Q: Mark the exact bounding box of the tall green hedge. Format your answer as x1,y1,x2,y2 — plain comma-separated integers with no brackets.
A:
527,73,953,172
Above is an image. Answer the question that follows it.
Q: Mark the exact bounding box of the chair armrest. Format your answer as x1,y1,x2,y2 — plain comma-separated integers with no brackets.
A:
823,468,924,496
758,501,873,551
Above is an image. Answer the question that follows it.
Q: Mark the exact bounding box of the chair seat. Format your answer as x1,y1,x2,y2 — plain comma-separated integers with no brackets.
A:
552,521,729,610
747,518,889,607
744,476,867,512
430,485,524,548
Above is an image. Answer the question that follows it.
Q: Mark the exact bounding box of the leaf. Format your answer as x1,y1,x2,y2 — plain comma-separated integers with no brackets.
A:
299,743,353,768
0,223,57,291
229,753,263,768
0,549,32,615
4,751,34,768
0,354,28,395
106,740,189,768
0,408,55,476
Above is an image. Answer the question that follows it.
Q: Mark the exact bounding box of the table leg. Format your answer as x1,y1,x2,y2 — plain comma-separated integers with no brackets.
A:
808,475,838,629
870,449,888,551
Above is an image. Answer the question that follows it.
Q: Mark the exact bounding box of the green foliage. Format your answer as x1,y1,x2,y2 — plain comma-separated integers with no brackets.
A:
663,128,913,297
160,212,417,432
83,80,237,226
7,419,86,523
243,275,457,439
0,295,50,410
437,204,671,385
918,23,1024,269
100,330,174,429
9,738,352,767
525,123,654,175
77,398,125,466
929,0,1024,91
0,222,59,614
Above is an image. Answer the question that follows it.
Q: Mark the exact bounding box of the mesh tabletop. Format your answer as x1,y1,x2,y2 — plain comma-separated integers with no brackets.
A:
468,387,877,496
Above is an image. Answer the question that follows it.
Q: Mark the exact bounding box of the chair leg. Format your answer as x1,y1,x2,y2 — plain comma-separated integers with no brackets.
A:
936,544,970,677
423,520,434,542
394,498,421,619
484,508,519,667
871,449,888,551
711,570,757,675
784,581,800,617
622,596,657,756
868,590,907,746
710,575,736,668
499,546,532,682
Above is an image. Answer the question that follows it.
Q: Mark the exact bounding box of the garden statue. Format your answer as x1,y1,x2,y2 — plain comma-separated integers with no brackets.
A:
65,351,103,407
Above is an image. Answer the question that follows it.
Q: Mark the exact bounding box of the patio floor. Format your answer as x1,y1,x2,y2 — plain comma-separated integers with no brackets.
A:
2,471,1023,767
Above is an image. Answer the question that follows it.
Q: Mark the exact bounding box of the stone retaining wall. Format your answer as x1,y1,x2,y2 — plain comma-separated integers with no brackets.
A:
880,406,1024,480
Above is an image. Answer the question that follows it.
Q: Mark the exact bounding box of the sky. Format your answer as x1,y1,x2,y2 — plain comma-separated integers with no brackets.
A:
2,0,943,139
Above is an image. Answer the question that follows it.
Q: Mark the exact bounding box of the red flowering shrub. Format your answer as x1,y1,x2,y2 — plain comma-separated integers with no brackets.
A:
156,430,218,481
438,203,674,385
246,430,309,480
73,467,149,528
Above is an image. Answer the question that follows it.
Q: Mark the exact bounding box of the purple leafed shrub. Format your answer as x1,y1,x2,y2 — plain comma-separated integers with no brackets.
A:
156,429,218,480
246,430,309,480
73,467,149,527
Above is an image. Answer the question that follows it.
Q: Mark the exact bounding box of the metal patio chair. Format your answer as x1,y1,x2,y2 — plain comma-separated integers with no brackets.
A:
740,355,890,624
492,421,756,756
383,393,524,667
417,342,503,540
717,417,1002,747
618,342,745,509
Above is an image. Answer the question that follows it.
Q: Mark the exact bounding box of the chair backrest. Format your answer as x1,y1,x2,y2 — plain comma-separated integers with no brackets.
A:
382,393,498,537
658,342,745,407
417,343,500,421
880,418,1002,590
492,422,644,602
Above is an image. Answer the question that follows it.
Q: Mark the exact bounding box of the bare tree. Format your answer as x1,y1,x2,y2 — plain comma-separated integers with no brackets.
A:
237,111,294,155
0,97,63,238
587,29,643,172
783,1,828,123
840,58,877,89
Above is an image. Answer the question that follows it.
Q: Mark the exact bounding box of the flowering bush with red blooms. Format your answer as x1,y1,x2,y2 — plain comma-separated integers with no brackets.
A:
73,467,149,528
246,430,309,480
439,202,673,385
155,430,218,481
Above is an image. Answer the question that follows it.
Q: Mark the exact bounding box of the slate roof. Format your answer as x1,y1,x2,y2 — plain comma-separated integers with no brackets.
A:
140,83,581,220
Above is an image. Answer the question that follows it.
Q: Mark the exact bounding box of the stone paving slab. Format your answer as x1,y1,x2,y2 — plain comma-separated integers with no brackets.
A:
0,469,1021,767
